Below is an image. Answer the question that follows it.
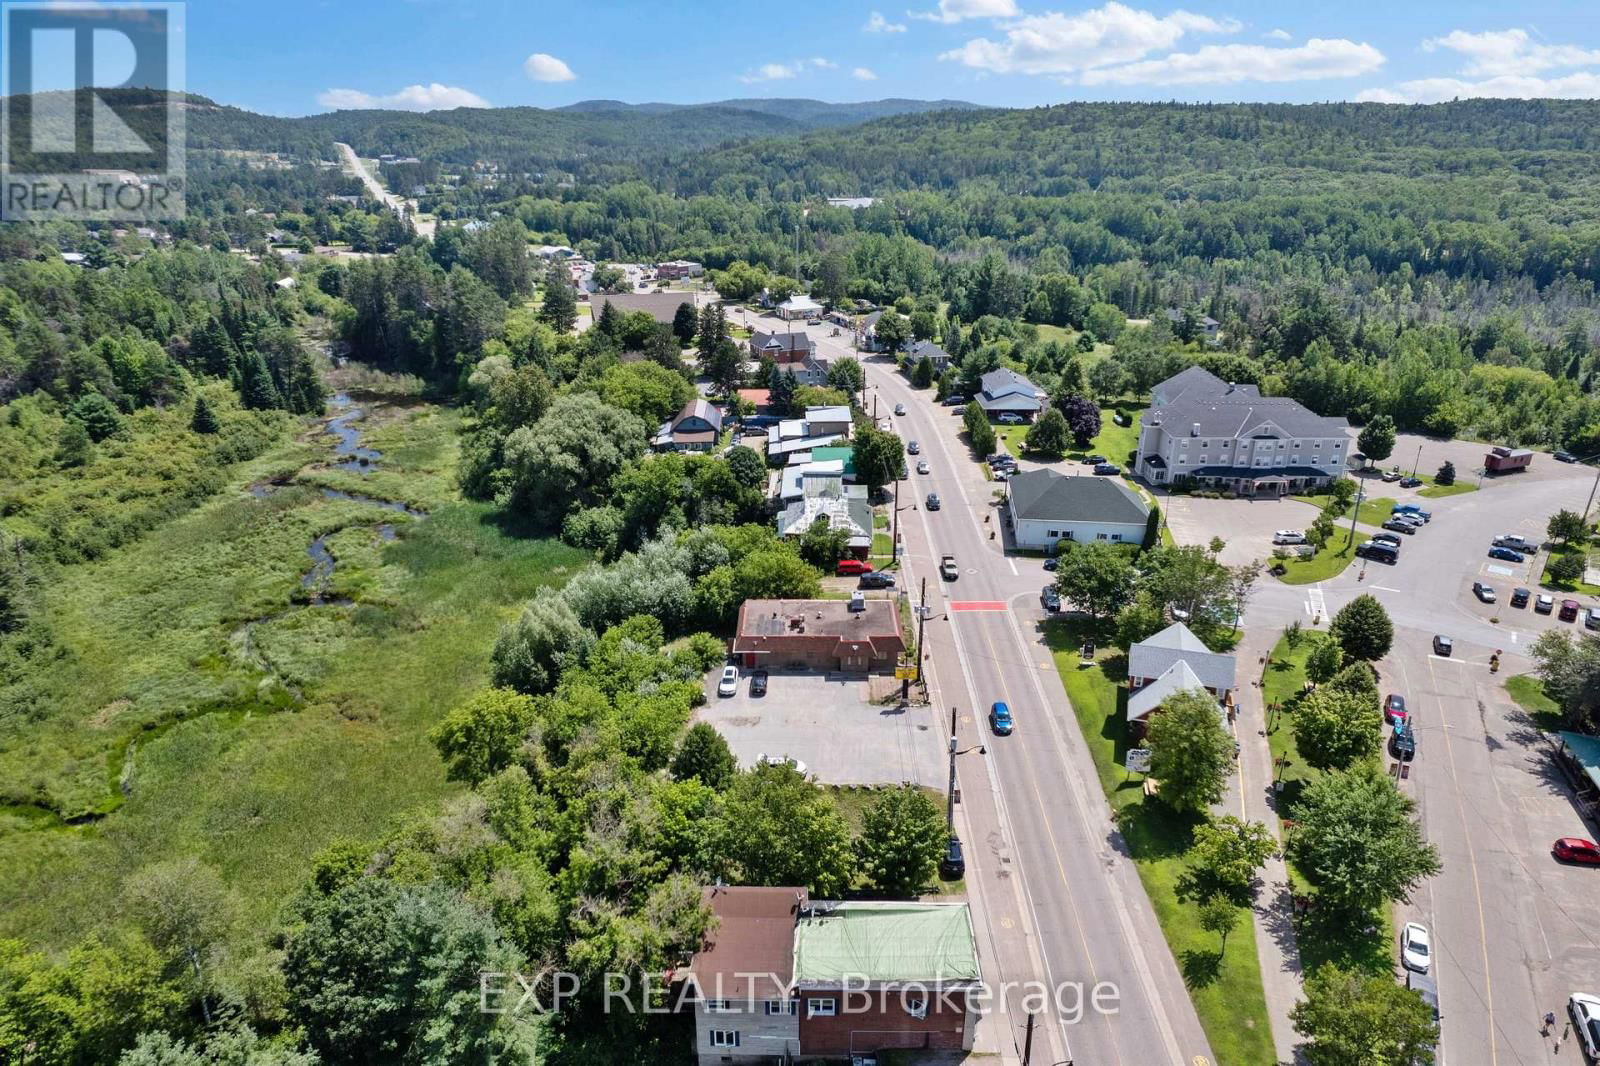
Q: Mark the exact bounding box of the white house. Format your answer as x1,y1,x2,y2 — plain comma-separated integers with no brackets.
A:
1005,469,1150,551
776,294,824,321
1135,367,1351,496
975,368,1044,421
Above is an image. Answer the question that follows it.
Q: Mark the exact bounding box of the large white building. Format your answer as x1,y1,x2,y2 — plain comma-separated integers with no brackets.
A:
1135,367,1351,496
1005,469,1150,551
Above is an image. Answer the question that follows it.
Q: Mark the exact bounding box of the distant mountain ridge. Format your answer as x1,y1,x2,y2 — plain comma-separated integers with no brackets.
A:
554,97,984,127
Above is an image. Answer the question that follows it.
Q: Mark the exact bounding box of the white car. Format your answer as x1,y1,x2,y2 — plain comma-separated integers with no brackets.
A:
716,665,739,697
997,412,1025,425
1570,993,1600,1061
894,403,906,416
1401,921,1432,973
756,754,808,776
1272,530,1306,545
916,460,930,475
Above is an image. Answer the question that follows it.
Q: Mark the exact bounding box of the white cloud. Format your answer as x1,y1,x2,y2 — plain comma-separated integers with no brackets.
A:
852,66,880,80
1263,28,1291,41
523,53,577,82
739,62,801,83
941,2,1240,76
911,0,1021,25
1356,70,1600,104
1082,37,1384,85
864,10,907,33
811,57,837,69
1422,28,1600,77
316,83,489,111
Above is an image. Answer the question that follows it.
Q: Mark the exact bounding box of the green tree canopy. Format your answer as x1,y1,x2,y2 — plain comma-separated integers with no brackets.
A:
1287,764,1441,916
856,785,947,896
712,763,853,898
1292,963,1439,1066
1294,686,1382,772
1052,541,1136,619
1330,594,1393,662
1145,688,1234,814
671,722,737,790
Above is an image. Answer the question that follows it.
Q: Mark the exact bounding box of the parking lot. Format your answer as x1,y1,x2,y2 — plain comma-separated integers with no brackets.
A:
696,669,945,787
1159,491,1327,565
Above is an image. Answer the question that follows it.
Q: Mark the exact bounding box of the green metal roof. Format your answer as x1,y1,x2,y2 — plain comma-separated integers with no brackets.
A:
1559,731,1600,792
807,446,856,474
792,902,979,984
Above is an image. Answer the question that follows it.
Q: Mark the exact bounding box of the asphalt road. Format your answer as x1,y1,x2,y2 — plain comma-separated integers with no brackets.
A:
741,312,1218,1065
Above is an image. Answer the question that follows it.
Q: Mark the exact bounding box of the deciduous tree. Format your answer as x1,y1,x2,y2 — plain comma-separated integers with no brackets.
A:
1330,594,1393,662
856,785,947,896
1145,688,1234,814
1053,541,1136,619
430,688,541,785
1356,414,1395,465
1292,963,1439,1066
1024,407,1070,457
1288,764,1441,916
1294,686,1382,772
671,721,737,790
712,763,853,897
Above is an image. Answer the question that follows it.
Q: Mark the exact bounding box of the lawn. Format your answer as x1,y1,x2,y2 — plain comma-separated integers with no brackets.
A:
1505,674,1563,731
1030,323,1115,361
1416,473,1476,499
1043,618,1276,1066
996,404,1142,468
1273,536,1358,586
0,402,590,951
1292,493,1396,529
1540,543,1600,595
830,785,963,896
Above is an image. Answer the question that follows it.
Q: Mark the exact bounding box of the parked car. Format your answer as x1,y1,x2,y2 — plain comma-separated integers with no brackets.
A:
717,665,739,697
1082,454,1107,466
1568,993,1600,1061
1043,557,1059,572
859,571,896,589
1093,463,1121,476
1488,546,1525,562
989,701,1015,735
997,412,1025,425
1407,970,1440,1029
756,753,807,775
1553,837,1600,865
939,836,966,879
1511,587,1531,608
1382,469,1403,482
1494,534,1537,551
1401,921,1432,973
907,439,920,455
1473,581,1496,603
750,671,768,697
1433,634,1453,656
805,317,822,326
916,460,930,474
1561,599,1581,622
1555,450,1578,463
1390,722,1417,761
991,469,1011,482
1384,694,1409,726
1273,530,1307,545
1382,519,1418,536
1537,593,1556,614
1373,532,1403,548
1394,513,1426,527
926,493,941,511
836,559,873,576
1041,586,1061,612
942,394,967,406
1400,476,1423,488
893,403,906,416
1394,503,1432,518
1588,607,1600,631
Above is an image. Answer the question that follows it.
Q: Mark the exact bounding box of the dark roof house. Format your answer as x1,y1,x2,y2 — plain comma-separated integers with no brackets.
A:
653,398,724,452
1007,468,1150,526
975,368,1044,416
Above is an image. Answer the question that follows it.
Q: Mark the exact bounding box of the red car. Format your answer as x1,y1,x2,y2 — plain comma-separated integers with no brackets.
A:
1554,838,1600,865
1384,694,1409,726
835,559,873,576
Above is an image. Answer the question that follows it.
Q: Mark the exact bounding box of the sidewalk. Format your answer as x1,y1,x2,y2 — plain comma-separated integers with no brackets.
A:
1227,623,1307,1065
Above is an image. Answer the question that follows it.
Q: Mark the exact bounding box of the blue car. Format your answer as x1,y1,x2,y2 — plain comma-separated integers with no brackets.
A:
1488,546,1525,562
1393,504,1432,521
989,701,1014,736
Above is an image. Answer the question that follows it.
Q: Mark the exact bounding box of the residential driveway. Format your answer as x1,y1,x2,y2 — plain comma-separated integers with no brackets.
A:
697,670,945,787
1158,492,1325,564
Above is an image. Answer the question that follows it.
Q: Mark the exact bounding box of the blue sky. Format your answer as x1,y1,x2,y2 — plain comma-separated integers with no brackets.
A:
186,0,1600,115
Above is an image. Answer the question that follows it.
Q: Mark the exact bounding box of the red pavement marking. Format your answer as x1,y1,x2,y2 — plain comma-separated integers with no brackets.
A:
950,601,1007,611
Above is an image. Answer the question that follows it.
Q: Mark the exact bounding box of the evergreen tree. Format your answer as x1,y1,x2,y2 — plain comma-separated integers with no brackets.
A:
189,394,219,434
595,298,623,340
672,301,698,345
538,260,577,333
238,351,282,411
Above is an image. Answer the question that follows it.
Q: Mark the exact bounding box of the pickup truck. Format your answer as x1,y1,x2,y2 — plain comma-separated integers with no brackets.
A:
940,554,960,581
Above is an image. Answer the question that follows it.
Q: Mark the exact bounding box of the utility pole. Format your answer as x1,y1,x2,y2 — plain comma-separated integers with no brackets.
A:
916,577,928,684
1582,463,1600,527
945,705,959,832
1410,442,1422,480
892,476,900,563
1022,1011,1036,1065
1346,476,1366,548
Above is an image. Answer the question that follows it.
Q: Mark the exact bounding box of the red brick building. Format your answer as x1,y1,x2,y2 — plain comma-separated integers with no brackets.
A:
731,599,906,674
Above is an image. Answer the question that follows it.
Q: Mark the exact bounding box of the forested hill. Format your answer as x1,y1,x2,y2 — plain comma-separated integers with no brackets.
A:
556,96,984,127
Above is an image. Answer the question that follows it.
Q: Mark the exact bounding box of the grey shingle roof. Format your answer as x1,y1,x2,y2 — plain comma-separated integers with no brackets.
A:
1007,469,1150,526
1128,622,1236,693
1147,367,1347,439
980,368,1041,398
1150,366,1225,406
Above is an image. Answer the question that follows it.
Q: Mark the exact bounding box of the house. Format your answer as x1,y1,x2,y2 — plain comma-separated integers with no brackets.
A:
592,291,697,326
855,310,885,352
1163,307,1221,343
906,338,955,372
805,446,856,478
736,388,773,414
653,398,724,452
750,330,829,386
765,405,854,456
733,598,904,673
780,458,847,502
776,294,824,321
683,887,982,1065
1005,469,1150,550
60,251,88,266
825,196,876,210
655,259,705,279
975,368,1044,421
1126,622,1237,734
802,406,852,438
273,276,297,290
775,485,874,556
1135,367,1351,496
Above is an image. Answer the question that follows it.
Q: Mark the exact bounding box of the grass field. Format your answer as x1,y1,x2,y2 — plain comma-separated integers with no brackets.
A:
1540,544,1600,595
996,403,1142,468
1292,493,1396,529
1043,618,1276,1066
1417,473,1476,499
0,401,589,950
1273,536,1359,586
1505,674,1563,731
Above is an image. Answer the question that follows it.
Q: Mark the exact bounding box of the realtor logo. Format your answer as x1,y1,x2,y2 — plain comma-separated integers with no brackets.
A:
1,1,185,221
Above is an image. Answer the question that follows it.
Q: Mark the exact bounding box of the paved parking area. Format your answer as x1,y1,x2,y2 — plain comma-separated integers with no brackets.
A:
696,670,945,787
1158,491,1326,564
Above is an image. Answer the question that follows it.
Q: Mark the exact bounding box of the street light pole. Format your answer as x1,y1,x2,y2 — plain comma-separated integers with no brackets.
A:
1410,443,1422,480
1582,463,1600,527
916,577,928,684
945,705,959,832
1346,476,1366,548
892,476,900,563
